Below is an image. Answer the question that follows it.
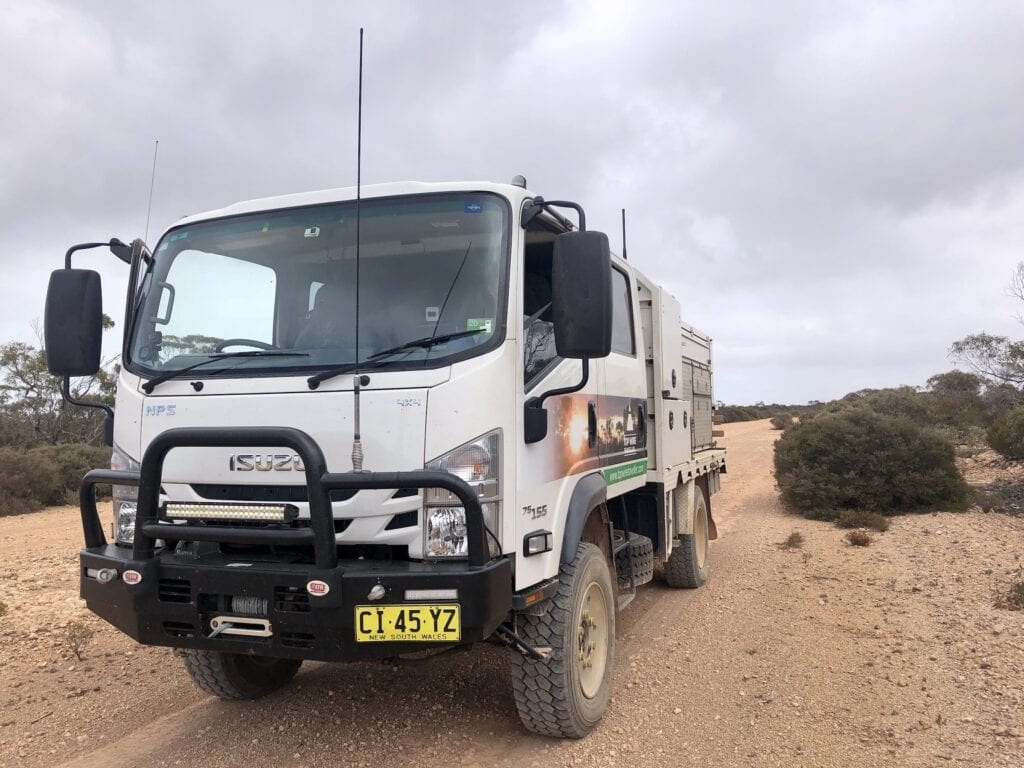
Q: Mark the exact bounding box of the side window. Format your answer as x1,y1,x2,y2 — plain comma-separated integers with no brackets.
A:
611,267,635,356
524,245,558,387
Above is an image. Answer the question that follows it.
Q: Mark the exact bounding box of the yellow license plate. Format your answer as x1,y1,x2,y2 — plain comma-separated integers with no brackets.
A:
354,604,461,642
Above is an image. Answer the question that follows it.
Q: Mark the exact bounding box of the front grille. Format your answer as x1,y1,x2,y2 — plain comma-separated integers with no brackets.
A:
281,631,316,649
158,578,192,603
385,510,418,530
274,586,311,614
190,484,358,503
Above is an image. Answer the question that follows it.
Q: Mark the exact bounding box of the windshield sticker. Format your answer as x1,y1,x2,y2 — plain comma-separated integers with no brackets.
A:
425,307,440,322
464,203,483,213
467,317,493,334
169,231,189,242
304,226,320,238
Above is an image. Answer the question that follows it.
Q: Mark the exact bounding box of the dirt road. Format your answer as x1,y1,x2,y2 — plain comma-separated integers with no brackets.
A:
1,420,1022,767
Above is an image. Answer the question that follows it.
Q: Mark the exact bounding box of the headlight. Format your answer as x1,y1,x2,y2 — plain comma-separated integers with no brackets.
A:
111,445,140,545
424,431,501,558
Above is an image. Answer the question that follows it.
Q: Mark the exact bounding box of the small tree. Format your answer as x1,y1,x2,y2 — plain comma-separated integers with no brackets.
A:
0,317,116,447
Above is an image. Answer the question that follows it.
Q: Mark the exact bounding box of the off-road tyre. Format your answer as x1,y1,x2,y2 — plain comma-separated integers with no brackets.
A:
510,542,615,738
614,533,654,588
180,650,302,700
664,484,710,589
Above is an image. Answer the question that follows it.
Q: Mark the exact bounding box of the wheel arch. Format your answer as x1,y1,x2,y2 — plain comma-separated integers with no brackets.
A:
560,473,611,564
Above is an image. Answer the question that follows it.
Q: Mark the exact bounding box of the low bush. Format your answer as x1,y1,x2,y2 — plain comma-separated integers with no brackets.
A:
27,443,111,505
770,415,792,431
65,620,95,660
0,447,60,515
846,530,872,547
986,406,1024,459
773,408,970,519
835,510,890,532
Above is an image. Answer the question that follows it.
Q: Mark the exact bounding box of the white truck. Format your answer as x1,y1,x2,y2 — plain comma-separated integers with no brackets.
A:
45,179,726,738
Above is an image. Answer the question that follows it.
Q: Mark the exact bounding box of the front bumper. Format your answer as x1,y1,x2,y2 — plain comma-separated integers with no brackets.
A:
81,545,511,661
77,426,512,661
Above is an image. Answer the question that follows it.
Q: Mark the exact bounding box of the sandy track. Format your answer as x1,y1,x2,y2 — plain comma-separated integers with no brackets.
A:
1,420,1022,767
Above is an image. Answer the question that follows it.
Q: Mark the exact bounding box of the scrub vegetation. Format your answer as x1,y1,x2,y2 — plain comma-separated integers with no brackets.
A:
0,321,115,515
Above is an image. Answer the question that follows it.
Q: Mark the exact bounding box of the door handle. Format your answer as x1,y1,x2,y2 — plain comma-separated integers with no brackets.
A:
588,401,597,449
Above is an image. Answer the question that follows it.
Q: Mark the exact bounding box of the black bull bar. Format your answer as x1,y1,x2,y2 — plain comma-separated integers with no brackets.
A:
79,426,493,568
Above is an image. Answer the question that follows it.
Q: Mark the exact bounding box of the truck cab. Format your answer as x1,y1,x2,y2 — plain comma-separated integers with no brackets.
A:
46,180,725,738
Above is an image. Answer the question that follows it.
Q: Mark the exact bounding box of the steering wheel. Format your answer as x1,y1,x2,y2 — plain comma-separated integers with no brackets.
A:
214,338,277,352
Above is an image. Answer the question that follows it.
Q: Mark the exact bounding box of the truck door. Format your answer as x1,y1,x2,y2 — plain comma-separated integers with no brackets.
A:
599,265,648,485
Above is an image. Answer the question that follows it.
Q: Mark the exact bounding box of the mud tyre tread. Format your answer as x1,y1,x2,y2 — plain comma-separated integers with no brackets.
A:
180,649,302,700
510,542,615,738
664,486,710,589
615,533,654,588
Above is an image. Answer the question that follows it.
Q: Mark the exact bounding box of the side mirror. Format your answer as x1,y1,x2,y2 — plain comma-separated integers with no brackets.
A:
551,230,612,359
44,269,103,376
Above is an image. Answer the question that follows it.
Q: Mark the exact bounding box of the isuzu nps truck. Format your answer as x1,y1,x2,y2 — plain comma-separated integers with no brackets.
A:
45,179,726,738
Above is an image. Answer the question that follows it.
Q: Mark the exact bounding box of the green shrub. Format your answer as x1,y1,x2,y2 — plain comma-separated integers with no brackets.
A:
830,387,935,427
770,415,792,430
0,447,60,515
835,510,890,532
774,408,969,519
26,443,111,506
986,406,1024,459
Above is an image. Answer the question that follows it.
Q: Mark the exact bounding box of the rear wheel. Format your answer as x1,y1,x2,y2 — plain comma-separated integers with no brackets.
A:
664,484,710,589
180,650,302,700
510,542,615,738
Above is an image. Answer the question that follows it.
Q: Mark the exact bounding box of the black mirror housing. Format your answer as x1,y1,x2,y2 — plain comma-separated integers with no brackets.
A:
551,230,613,359
45,269,103,376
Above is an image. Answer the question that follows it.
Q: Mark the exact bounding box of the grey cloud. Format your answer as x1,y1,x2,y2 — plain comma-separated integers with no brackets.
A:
2,0,1023,404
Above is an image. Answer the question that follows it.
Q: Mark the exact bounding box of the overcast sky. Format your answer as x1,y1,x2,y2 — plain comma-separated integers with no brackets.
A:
3,1,1023,404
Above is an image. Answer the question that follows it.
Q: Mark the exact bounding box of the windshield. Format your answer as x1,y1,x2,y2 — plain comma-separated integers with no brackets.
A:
127,193,509,377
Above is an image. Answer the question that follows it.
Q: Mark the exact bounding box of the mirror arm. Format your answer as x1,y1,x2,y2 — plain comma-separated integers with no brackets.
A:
61,377,113,447
524,358,590,444
520,197,586,231
61,377,112,418
532,357,589,410
65,238,132,269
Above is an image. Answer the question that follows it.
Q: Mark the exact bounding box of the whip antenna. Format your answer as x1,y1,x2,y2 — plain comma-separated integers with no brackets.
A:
621,208,628,261
351,27,367,473
144,139,159,242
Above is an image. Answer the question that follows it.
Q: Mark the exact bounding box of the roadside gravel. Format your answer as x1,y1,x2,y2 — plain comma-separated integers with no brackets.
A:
0,420,1021,767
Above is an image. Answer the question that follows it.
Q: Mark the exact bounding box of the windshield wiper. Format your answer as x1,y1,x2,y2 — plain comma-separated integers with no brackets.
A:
306,329,486,390
141,351,309,394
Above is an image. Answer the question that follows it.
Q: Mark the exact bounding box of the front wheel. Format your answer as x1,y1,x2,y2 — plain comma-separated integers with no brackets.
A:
180,650,301,700
510,541,615,738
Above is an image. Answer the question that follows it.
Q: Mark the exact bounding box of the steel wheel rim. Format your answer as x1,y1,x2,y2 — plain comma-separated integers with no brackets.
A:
695,501,708,570
576,579,609,699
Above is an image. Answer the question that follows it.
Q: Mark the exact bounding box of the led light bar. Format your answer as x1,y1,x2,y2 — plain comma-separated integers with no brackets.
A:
164,502,295,523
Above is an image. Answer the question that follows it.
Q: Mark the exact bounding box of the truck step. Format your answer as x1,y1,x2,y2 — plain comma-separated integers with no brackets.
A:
614,532,655,589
